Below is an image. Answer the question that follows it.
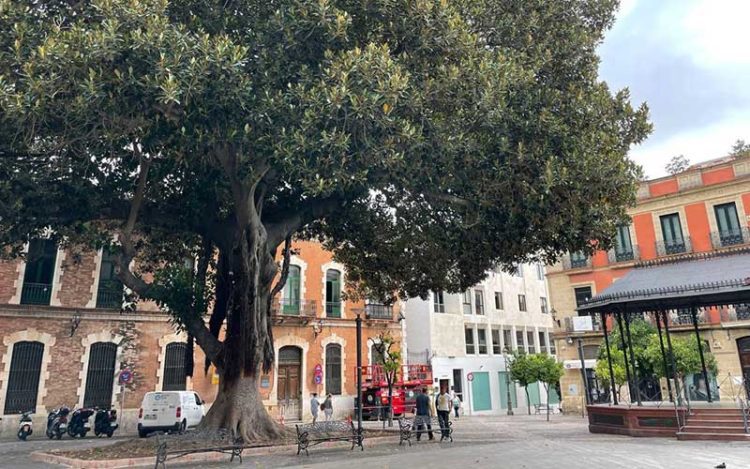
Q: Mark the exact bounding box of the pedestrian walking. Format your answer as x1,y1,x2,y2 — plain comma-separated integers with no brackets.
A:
451,390,461,418
310,393,320,424
436,387,452,440
414,387,434,441
323,394,333,421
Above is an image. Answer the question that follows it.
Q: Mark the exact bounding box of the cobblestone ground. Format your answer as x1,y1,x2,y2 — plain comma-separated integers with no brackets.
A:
2,415,749,468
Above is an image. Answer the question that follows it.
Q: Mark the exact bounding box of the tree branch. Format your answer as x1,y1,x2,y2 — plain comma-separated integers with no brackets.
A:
266,195,344,247
270,234,293,298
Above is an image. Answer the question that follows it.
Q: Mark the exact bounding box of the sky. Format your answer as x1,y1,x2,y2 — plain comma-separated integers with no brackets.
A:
598,0,750,178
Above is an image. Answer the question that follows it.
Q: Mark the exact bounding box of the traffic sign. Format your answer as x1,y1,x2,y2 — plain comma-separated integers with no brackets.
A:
314,374,322,385
466,372,474,382
118,369,133,384
314,364,323,373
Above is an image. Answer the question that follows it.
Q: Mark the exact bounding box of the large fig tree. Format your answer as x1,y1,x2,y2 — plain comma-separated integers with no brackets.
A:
0,0,649,440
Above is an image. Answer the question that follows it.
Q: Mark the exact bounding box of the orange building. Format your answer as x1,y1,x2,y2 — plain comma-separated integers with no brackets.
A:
0,239,401,436
547,155,750,413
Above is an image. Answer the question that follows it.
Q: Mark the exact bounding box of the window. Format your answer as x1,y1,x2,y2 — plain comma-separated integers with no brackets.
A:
452,369,463,401
516,331,525,352
569,251,588,268
540,297,548,314
465,328,476,354
325,344,342,395
714,202,743,246
494,292,503,310
659,213,686,254
83,342,117,408
574,286,592,308
492,329,502,354
549,336,557,355
614,225,635,261
281,265,302,314
462,291,472,315
503,329,513,352
477,328,488,354
163,343,187,391
539,332,548,354
474,290,485,315
518,294,527,312
514,265,523,278
325,269,342,317
3,341,44,414
433,291,445,313
371,343,385,365
526,331,535,354
20,239,57,305
96,249,124,309
536,263,545,280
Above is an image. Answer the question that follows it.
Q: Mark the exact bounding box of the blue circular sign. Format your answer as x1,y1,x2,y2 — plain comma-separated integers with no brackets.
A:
314,374,322,385
119,369,133,384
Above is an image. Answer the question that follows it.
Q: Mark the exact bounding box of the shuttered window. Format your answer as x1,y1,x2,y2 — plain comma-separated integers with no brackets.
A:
325,344,342,395
163,343,187,391
83,342,117,408
4,341,44,414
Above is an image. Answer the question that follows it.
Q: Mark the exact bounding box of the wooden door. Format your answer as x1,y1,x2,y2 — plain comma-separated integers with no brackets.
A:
738,337,750,399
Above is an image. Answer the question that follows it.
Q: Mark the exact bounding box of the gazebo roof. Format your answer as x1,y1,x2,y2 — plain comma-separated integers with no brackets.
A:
577,248,750,314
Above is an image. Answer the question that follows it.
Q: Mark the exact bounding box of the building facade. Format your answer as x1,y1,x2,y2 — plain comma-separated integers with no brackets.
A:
547,155,750,413
403,263,557,415
0,239,401,437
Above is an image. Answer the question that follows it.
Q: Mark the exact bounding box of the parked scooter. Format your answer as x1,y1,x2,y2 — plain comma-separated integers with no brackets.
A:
94,407,118,438
46,406,70,440
17,411,33,441
67,408,95,438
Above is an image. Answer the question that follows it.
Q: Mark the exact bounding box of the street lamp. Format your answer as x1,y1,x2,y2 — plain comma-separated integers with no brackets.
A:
502,347,514,416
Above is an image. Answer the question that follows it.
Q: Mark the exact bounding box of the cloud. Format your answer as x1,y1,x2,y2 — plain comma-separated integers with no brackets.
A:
680,0,750,67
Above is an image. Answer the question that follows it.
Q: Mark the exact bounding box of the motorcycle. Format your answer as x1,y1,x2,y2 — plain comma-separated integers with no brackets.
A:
67,408,95,438
94,408,118,438
46,406,70,440
17,411,33,441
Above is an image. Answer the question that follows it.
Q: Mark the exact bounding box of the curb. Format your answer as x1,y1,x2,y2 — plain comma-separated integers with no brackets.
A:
31,435,398,468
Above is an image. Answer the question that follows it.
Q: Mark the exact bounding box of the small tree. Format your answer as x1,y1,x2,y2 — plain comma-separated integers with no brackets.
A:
373,332,401,427
529,354,564,421
508,351,536,415
644,334,717,403
595,348,627,401
665,155,691,175
729,139,750,158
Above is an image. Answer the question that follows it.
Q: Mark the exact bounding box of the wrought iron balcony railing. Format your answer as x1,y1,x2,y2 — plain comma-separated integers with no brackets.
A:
96,281,124,309
710,227,750,249
20,282,52,305
655,236,692,256
325,301,342,318
364,303,393,320
272,299,317,317
607,245,640,264
561,254,591,270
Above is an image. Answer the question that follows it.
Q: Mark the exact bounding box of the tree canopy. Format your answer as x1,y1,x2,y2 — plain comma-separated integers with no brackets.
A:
0,0,650,439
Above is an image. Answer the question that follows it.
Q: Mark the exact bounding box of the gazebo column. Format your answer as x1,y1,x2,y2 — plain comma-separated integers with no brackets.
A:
654,309,674,402
601,311,618,405
690,305,712,403
662,310,683,406
615,311,634,404
623,310,642,406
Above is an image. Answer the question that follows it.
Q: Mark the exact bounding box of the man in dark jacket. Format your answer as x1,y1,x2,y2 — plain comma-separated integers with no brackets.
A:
414,388,434,441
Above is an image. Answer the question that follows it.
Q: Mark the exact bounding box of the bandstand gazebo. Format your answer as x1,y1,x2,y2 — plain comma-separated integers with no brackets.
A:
576,248,750,439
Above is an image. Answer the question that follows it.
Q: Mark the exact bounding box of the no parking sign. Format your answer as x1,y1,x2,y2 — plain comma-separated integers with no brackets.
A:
314,363,323,385
467,372,474,382
118,369,133,385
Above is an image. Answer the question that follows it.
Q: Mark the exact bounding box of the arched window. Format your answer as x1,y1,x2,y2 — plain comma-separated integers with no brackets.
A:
282,265,301,315
325,269,342,318
4,341,44,414
83,342,117,408
325,344,342,395
163,343,188,391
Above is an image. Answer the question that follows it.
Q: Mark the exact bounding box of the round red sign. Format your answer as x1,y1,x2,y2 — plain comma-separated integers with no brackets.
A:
466,372,474,382
314,364,323,373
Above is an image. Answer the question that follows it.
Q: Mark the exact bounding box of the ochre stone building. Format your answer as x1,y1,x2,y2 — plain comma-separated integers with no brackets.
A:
0,239,401,436
547,155,750,413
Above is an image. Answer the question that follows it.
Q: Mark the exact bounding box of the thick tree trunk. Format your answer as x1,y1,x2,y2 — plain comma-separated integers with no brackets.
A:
202,373,290,441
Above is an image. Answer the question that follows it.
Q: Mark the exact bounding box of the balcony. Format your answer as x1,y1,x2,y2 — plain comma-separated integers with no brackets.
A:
607,245,640,264
96,281,123,309
563,315,602,333
20,282,52,305
271,299,317,318
325,301,342,318
710,227,750,250
364,303,393,320
655,236,692,256
562,254,591,270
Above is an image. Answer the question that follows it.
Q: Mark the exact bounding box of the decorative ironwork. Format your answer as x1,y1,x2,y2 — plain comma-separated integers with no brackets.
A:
655,236,692,256
397,416,453,446
295,420,363,456
710,226,750,249
96,280,124,309
20,282,52,305
83,342,117,408
270,299,317,318
562,253,591,270
607,245,640,264
364,304,393,320
163,343,187,391
4,341,44,414
154,428,244,469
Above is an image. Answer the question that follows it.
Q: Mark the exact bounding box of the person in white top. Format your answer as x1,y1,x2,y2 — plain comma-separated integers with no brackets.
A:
435,388,452,440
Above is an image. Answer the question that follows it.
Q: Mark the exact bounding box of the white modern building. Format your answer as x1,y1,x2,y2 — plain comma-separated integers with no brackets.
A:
403,263,558,415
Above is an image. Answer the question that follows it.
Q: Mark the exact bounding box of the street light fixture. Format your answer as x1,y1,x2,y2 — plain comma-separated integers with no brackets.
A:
502,347,514,416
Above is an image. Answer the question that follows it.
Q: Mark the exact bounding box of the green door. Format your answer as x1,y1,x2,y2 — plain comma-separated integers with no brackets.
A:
471,372,491,411
548,385,560,405
498,372,517,409
528,382,541,406
282,266,301,315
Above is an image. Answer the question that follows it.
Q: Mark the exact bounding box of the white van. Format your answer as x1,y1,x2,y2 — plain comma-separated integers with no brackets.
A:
137,391,206,438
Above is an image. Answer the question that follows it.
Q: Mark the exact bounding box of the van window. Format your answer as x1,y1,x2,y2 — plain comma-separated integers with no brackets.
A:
194,393,202,405
143,392,178,407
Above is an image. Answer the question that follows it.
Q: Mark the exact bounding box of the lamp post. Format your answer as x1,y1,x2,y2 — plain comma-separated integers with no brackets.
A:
502,347,514,416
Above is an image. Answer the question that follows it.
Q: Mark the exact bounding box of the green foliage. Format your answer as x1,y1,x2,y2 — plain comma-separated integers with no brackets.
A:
595,347,627,387
730,139,750,158
665,154,690,175
508,351,535,387
529,353,564,386
644,334,717,378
